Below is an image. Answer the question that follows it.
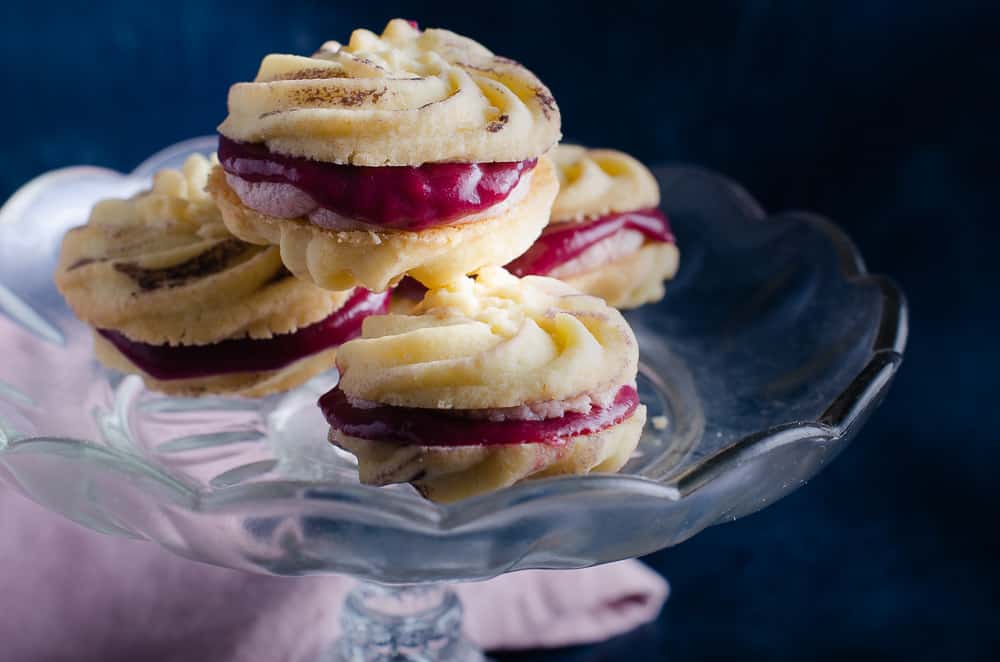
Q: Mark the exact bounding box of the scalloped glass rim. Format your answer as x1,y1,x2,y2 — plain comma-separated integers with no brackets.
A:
0,136,907,583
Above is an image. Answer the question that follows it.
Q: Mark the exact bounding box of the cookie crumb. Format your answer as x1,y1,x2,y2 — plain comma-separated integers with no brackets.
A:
651,415,669,430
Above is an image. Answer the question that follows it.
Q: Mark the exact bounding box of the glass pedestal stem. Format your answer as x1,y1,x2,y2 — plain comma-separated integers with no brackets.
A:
329,580,485,661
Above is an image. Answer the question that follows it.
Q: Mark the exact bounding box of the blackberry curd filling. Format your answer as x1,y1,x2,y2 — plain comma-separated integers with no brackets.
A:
99,288,389,380
320,384,640,447
506,208,674,277
392,276,428,301
218,136,536,230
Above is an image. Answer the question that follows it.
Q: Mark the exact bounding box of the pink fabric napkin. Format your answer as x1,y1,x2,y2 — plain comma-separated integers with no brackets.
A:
0,484,667,661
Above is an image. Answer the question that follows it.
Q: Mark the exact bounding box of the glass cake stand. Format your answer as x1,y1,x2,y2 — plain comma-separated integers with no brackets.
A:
0,137,907,661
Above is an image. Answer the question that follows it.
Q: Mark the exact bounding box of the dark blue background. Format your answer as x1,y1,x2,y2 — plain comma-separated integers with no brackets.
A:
3,1,997,659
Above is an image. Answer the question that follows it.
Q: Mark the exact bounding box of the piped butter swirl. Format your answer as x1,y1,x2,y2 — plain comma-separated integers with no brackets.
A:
550,144,660,222
55,154,345,345
336,267,638,409
218,19,561,166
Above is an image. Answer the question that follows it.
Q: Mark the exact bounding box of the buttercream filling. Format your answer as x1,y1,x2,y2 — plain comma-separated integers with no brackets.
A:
506,208,675,277
98,288,389,380
438,388,619,422
319,384,639,447
218,136,536,230
547,229,646,279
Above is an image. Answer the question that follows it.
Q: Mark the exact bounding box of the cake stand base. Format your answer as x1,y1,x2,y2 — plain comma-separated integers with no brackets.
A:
328,581,485,661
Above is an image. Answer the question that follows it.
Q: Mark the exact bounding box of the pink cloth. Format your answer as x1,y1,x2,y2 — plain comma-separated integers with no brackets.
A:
0,484,668,661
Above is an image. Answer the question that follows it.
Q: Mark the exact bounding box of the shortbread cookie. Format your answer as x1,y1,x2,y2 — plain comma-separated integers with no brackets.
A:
55,154,388,397
508,144,679,309
212,19,561,291
207,155,557,291
320,267,645,502
218,19,560,166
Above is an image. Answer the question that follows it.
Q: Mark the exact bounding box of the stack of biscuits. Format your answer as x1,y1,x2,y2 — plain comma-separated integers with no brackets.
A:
55,19,680,502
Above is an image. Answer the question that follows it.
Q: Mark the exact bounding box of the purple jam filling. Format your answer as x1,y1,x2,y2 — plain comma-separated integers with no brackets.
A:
506,208,675,277
99,289,390,380
319,384,639,447
392,276,428,302
218,136,536,230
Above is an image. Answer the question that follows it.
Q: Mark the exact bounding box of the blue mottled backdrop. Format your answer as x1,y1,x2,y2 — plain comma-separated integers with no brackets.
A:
2,1,996,659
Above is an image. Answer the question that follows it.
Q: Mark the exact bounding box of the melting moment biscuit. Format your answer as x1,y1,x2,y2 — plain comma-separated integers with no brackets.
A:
319,267,645,503
55,154,389,397
210,19,561,292
507,145,679,309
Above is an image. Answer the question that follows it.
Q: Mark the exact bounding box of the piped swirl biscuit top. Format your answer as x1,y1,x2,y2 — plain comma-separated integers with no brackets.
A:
550,144,660,222
218,19,561,166
336,267,638,410
56,154,346,345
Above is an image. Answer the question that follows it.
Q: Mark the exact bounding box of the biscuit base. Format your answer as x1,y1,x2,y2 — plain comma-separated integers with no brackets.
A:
56,216,352,346
562,242,679,310
207,156,558,292
93,331,337,398
333,405,646,503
